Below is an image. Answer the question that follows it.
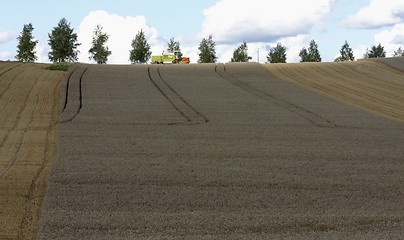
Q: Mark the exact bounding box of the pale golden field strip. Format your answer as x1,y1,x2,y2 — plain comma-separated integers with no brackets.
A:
265,58,404,122
0,62,64,240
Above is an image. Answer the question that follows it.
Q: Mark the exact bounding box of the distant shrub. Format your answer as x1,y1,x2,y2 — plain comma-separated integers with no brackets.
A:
45,62,75,71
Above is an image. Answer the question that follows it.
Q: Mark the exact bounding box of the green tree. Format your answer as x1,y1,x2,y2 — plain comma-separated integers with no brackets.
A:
299,48,309,62
198,35,217,63
129,29,151,64
88,25,111,64
393,47,404,57
335,40,355,62
299,40,321,62
364,43,386,58
231,42,252,62
267,43,287,63
48,18,81,62
167,37,182,58
167,38,180,52
16,23,38,62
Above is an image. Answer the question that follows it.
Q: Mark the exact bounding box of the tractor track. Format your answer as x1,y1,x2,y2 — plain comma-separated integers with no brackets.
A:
148,66,208,125
0,71,40,178
60,64,80,113
215,63,337,128
0,63,29,103
0,62,24,78
0,61,66,240
59,65,89,123
157,67,209,123
17,76,60,240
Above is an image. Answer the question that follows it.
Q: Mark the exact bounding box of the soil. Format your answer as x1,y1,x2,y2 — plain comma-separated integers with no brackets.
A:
265,59,404,122
0,62,64,240
1,59,403,239
36,62,404,239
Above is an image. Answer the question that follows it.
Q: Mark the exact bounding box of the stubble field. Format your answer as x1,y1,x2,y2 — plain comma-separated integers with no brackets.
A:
0,62,64,240
0,58,403,239
265,58,404,122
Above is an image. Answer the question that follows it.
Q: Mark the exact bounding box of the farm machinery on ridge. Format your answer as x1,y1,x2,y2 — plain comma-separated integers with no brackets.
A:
151,51,190,64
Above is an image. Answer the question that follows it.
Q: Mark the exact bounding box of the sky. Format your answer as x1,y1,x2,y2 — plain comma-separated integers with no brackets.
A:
1,0,404,64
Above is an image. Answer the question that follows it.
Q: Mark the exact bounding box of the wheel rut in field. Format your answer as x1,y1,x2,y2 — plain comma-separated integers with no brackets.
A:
0,62,24,78
0,62,64,240
59,65,89,123
215,63,337,128
0,63,28,101
0,71,40,178
17,77,60,240
148,66,208,124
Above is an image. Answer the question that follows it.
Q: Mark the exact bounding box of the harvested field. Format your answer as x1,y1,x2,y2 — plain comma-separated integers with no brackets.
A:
37,62,404,239
265,58,404,122
372,56,404,72
0,62,64,240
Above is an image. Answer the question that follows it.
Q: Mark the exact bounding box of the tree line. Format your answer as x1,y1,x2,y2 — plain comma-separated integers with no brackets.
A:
15,18,404,64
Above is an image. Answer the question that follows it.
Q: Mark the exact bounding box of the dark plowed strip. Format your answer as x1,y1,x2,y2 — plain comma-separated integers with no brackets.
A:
38,63,404,240
215,63,336,128
216,64,336,128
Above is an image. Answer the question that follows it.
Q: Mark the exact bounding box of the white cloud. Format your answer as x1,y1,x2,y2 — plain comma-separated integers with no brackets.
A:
0,29,17,60
0,30,17,44
341,0,404,58
278,35,311,63
375,23,404,56
195,0,335,63
211,35,309,63
217,44,236,63
182,45,200,64
199,0,336,44
77,10,164,64
36,40,50,63
342,0,404,29
350,24,404,60
375,23,404,45
353,44,369,60
0,51,14,61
